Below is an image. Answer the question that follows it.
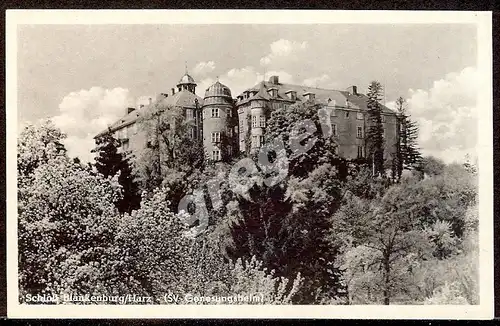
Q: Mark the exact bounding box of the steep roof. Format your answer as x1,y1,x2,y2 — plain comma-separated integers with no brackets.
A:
237,80,396,114
94,90,203,139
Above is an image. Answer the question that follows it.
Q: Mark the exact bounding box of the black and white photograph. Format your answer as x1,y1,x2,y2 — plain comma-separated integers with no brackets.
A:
6,10,493,319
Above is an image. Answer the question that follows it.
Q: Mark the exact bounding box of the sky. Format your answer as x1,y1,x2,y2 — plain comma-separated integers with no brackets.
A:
17,23,478,163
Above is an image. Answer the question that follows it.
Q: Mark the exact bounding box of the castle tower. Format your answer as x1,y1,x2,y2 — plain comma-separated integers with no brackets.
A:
202,80,237,162
177,72,197,94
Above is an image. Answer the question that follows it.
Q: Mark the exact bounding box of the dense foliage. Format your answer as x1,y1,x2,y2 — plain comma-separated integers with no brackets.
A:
18,84,479,306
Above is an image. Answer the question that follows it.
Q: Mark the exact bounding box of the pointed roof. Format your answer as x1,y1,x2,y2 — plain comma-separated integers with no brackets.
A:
237,80,396,114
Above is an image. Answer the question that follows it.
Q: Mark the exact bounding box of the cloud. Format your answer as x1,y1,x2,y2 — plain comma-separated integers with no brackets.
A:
398,66,478,164
302,74,339,89
52,87,134,163
260,39,308,69
197,66,295,98
192,61,216,77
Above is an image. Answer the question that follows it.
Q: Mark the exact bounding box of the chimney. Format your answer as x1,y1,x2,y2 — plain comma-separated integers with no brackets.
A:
161,93,168,98
268,75,279,85
347,85,358,95
148,97,152,105
127,107,135,114
171,88,175,95
139,104,144,109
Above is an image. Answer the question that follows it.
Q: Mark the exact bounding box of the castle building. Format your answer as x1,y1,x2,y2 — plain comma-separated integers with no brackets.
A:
94,72,239,163
95,72,399,165
235,75,399,162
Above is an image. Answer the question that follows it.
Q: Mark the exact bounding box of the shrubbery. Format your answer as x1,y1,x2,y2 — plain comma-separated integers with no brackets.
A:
18,118,479,305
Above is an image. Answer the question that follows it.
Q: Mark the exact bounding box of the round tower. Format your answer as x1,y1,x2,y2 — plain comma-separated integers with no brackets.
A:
202,81,237,162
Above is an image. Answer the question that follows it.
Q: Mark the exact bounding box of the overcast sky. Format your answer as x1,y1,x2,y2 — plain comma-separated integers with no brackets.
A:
17,23,478,163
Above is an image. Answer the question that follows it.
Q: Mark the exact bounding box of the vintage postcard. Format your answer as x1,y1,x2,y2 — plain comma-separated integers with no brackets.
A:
6,10,493,319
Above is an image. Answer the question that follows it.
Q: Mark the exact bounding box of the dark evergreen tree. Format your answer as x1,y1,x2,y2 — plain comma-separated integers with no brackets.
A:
227,102,345,303
395,97,422,178
92,133,141,213
366,81,385,177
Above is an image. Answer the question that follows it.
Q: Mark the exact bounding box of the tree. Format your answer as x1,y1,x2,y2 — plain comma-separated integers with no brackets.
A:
395,97,422,178
331,183,435,304
17,121,126,299
226,101,344,303
366,81,385,177
463,154,477,175
92,133,141,213
331,162,478,304
417,156,446,177
17,119,66,180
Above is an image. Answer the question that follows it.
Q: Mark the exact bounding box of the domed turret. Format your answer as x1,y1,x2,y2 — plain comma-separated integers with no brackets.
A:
177,73,197,93
203,81,233,106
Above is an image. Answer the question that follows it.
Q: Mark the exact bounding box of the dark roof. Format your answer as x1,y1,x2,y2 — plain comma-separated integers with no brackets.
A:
237,80,396,114
94,90,203,139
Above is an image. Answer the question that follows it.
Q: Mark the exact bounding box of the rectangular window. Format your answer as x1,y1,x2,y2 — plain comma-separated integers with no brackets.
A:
211,132,220,143
211,108,219,118
331,108,337,117
227,145,233,156
259,136,264,147
212,150,221,161
357,112,364,120
122,139,129,151
190,128,196,139
186,109,193,120
381,115,386,123
260,116,266,128
227,108,232,117
252,116,258,128
252,135,258,148
332,124,337,136
357,146,364,158
228,128,233,137
357,126,363,138
345,111,350,119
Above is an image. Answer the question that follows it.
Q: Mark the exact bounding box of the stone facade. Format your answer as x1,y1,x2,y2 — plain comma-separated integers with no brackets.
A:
95,73,399,165
235,75,400,162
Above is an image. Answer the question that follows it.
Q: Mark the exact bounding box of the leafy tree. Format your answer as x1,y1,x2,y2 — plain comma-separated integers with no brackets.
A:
463,154,477,175
331,162,478,304
331,183,436,304
366,81,385,177
417,156,446,177
228,256,303,304
17,119,66,181
395,97,422,178
17,122,126,299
